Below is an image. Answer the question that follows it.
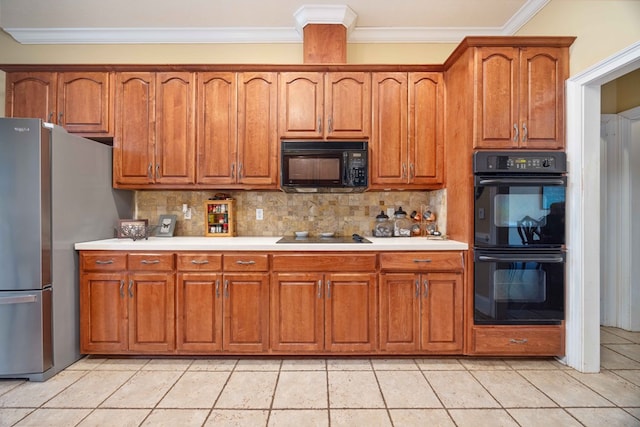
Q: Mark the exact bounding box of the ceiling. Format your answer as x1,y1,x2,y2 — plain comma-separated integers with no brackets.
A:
0,0,550,44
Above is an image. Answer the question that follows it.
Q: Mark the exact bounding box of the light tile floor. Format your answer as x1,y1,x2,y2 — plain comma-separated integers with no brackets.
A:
0,327,638,427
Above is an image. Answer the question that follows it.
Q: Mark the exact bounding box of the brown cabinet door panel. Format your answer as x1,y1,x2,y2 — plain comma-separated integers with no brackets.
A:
80,272,127,353
420,272,463,352
325,273,376,352
128,273,175,352
176,273,223,352
58,72,112,134
114,72,156,185
279,72,324,138
370,72,408,186
325,72,371,139
6,72,57,122
223,273,269,352
197,72,237,185
156,72,196,184
271,272,324,351
379,273,419,352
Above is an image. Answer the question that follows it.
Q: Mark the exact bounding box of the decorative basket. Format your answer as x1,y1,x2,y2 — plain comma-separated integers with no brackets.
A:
116,219,157,241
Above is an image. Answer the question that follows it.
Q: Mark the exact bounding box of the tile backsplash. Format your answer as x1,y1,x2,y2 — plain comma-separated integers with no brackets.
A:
136,190,447,237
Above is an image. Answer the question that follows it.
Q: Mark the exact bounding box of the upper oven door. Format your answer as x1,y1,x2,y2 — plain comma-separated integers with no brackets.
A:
474,175,566,249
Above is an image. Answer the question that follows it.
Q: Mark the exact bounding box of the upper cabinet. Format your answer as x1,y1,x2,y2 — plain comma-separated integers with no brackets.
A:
6,71,113,136
279,72,371,139
475,46,569,150
370,72,444,189
114,72,196,187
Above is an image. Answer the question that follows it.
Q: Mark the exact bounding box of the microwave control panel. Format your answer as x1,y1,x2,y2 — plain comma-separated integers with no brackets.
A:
346,151,368,186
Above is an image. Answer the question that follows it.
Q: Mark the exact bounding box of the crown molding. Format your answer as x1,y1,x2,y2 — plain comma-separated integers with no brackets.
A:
2,0,550,44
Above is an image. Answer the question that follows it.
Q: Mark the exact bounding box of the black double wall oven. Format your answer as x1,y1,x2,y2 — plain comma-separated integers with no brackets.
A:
473,151,567,325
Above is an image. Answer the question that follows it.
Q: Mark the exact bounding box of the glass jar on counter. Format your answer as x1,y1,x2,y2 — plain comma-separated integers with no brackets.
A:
373,210,393,237
393,207,412,237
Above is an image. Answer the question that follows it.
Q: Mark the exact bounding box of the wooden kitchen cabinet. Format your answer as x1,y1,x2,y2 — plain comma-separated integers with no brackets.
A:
370,72,443,189
379,252,464,353
114,72,196,187
80,252,175,354
475,46,569,149
6,71,113,136
279,72,371,139
271,254,377,352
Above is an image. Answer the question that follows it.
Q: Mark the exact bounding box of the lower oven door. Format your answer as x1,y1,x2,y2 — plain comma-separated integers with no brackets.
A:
474,250,565,325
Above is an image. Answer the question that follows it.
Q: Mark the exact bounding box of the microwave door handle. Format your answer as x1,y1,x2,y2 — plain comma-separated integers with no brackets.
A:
477,178,566,186
478,254,565,263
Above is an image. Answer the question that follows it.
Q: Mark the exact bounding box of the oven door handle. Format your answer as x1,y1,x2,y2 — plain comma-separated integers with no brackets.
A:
477,254,565,263
476,177,566,186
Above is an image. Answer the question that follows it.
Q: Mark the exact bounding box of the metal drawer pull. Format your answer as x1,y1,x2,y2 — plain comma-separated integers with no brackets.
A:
509,338,528,345
413,259,432,263
141,259,160,264
235,260,256,265
95,259,114,265
191,260,209,265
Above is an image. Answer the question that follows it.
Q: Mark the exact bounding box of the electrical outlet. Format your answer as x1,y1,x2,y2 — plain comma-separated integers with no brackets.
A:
256,208,264,220
183,207,192,220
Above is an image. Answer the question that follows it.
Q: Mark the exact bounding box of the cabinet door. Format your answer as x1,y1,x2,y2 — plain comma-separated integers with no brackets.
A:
518,47,567,149
475,47,519,149
128,272,175,353
370,72,408,187
80,272,127,353
325,273,377,352
223,273,269,352
176,272,223,352
420,272,463,352
278,72,324,138
237,72,278,187
114,72,156,185
379,273,419,352
197,72,237,185
409,73,444,185
271,272,324,352
57,72,113,135
324,72,371,139
6,72,57,122
156,72,196,184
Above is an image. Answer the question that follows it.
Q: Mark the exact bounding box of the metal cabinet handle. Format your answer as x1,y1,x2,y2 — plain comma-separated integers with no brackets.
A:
509,338,528,345
95,259,114,265
423,279,429,298
235,260,256,265
413,259,432,263
409,163,415,179
224,280,229,298
326,280,331,298
0,295,37,304
402,163,407,179
147,163,153,179
119,280,125,298
231,163,235,179
128,280,134,298
155,164,160,179
141,259,160,264
328,117,333,133
58,112,63,125
48,112,54,122
415,279,420,298
317,117,322,133
522,122,528,142
215,279,220,298
238,162,243,179
191,260,209,265
513,123,519,142
317,280,322,298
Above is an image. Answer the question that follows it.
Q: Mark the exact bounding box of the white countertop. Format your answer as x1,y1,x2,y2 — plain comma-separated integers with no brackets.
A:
74,236,468,251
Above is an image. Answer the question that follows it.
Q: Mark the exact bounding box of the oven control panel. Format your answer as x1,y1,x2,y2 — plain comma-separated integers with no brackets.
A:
473,151,567,174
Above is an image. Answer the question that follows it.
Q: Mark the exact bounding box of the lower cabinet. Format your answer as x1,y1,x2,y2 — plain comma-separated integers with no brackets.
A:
271,254,378,353
470,326,565,356
80,252,175,354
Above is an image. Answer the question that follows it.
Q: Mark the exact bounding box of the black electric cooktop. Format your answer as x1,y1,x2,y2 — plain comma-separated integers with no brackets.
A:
276,234,372,244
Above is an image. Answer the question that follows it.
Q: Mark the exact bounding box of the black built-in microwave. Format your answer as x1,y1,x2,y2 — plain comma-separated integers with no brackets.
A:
280,141,368,193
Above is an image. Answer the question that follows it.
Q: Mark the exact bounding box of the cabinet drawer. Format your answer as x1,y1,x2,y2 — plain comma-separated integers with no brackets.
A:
379,252,463,272
128,253,174,271
176,253,222,271
272,254,377,272
223,254,269,271
80,252,127,271
472,326,564,356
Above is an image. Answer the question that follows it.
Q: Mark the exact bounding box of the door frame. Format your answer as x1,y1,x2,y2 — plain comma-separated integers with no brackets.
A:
565,40,640,373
